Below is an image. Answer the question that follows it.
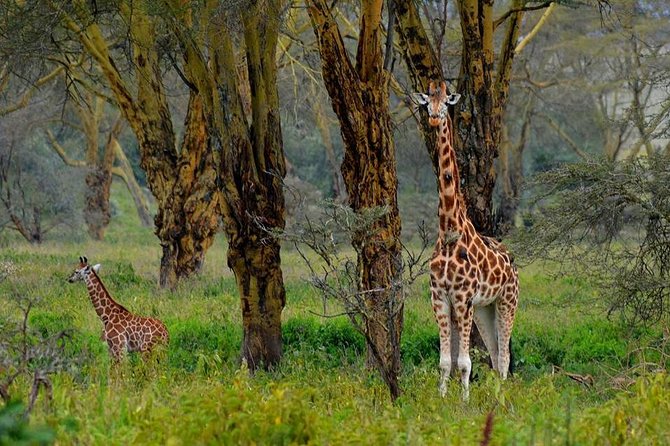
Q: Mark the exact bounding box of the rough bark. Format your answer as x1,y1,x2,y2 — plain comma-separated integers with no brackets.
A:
307,0,403,400
63,2,220,288
173,1,288,369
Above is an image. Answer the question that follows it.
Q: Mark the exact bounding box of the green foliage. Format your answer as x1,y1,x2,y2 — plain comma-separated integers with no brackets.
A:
0,401,54,446
1,184,669,444
514,155,670,327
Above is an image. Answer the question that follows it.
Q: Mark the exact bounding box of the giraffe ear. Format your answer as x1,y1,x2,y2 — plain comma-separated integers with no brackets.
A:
446,94,461,105
411,93,430,106
92,264,101,273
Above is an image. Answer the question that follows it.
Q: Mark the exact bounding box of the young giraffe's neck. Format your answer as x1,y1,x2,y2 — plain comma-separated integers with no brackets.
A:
84,271,128,324
437,115,467,240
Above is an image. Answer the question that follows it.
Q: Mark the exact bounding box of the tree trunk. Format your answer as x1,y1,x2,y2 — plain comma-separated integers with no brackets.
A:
157,92,220,288
229,240,285,369
185,2,288,370
498,95,533,230
308,0,403,400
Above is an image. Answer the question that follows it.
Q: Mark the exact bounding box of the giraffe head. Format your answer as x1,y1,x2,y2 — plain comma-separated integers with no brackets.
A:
67,256,100,283
413,81,460,127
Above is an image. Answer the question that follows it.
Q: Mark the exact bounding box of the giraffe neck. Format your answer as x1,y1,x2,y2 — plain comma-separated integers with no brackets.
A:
437,115,466,240
84,271,128,324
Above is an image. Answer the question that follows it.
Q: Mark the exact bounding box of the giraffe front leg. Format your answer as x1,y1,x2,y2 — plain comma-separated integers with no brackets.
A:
431,289,451,397
454,296,474,401
107,336,125,365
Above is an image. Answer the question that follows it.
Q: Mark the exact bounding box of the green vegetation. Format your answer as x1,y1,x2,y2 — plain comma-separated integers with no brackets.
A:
1,182,669,445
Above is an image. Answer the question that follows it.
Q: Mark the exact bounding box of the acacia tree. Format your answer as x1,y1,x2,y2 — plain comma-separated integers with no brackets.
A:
307,0,404,399
162,0,288,369
52,1,220,288
46,89,153,239
45,81,153,236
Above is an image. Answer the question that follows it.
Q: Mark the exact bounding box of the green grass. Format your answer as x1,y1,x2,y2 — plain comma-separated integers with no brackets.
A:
1,180,669,445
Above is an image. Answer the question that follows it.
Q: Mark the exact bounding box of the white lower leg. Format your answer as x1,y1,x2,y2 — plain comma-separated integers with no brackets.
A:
458,353,471,401
439,354,452,397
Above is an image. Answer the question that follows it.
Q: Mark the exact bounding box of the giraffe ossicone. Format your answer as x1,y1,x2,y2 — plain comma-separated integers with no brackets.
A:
67,256,169,362
418,81,519,401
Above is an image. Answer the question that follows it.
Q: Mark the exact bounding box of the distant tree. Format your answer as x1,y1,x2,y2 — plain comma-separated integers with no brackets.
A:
45,87,153,238
514,154,670,327
0,108,80,244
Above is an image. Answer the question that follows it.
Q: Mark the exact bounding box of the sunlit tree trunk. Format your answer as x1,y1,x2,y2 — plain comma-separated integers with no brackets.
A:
307,0,403,400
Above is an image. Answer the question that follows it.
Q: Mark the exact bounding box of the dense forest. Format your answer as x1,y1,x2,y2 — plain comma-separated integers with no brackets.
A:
0,0,669,444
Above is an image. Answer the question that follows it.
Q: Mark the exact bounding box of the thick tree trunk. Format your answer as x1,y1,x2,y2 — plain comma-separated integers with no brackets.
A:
191,2,288,371
229,240,285,369
308,0,403,400
157,92,220,288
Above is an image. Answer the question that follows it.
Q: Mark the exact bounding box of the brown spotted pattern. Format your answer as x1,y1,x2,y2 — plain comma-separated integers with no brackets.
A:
68,257,169,362
422,81,519,400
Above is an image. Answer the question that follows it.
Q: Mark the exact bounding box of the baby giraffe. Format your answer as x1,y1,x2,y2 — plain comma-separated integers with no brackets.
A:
67,256,169,362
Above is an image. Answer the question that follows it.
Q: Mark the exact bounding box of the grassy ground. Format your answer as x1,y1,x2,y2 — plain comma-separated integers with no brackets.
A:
1,181,669,445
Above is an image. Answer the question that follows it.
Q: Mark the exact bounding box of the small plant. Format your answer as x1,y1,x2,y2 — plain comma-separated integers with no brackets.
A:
0,400,54,446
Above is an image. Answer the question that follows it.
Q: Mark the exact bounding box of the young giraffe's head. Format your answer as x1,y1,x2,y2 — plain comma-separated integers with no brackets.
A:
67,256,100,283
413,80,460,127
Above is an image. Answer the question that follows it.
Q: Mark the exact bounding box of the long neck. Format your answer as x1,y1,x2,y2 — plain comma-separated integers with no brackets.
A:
84,271,127,323
436,115,466,239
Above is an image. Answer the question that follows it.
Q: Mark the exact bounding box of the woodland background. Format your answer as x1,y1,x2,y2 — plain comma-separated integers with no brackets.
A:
0,0,669,444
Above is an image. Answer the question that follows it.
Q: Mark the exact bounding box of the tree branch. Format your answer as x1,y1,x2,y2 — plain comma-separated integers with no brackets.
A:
44,130,87,168
494,1,553,29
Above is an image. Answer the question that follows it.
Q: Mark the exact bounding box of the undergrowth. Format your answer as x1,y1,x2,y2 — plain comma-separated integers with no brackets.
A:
0,182,668,445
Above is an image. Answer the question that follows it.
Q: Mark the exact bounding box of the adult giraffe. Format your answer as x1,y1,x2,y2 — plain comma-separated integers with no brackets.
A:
414,81,519,400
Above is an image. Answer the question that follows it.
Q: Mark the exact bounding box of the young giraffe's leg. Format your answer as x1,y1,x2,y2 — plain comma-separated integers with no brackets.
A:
495,281,518,379
431,287,452,397
453,291,475,401
473,304,499,371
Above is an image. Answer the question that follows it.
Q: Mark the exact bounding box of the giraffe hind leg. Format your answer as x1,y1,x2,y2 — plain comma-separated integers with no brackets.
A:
473,304,499,372
495,290,517,380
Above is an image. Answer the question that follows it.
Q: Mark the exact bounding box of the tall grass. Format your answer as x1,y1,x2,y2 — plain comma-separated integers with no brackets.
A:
1,181,668,445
